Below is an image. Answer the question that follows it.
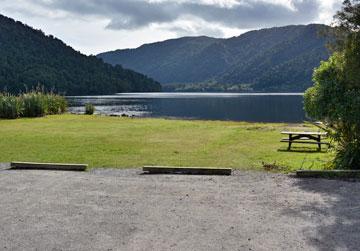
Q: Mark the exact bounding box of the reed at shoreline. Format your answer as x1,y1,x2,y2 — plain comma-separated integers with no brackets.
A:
0,91,67,119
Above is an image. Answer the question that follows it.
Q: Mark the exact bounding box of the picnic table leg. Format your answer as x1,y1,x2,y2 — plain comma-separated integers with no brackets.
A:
317,135,321,151
288,134,292,150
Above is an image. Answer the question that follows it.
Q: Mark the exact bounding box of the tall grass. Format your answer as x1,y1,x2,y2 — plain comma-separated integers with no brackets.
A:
22,91,47,117
0,91,67,119
45,93,67,115
0,93,22,119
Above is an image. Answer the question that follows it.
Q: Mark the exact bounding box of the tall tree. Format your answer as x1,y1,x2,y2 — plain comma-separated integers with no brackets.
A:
304,0,360,169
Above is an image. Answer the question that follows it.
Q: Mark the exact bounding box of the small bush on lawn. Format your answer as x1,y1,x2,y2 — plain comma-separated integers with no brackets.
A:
85,103,95,115
0,93,22,119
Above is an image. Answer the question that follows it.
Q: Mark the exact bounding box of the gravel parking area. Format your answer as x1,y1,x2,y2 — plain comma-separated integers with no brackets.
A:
0,163,359,251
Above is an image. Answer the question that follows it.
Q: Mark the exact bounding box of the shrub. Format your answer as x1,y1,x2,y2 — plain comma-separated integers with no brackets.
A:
85,103,95,115
21,91,47,117
0,91,68,119
20,91,68,117
45,93,68,115
0,93,22,119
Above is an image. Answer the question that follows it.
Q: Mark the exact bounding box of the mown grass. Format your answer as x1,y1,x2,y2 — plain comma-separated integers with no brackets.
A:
0,114,333,172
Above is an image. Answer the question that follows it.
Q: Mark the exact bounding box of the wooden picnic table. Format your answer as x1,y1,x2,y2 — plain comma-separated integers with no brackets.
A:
281,131,329,150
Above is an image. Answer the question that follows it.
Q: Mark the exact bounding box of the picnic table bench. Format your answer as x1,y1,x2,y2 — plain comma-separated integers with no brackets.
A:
281,131,329,150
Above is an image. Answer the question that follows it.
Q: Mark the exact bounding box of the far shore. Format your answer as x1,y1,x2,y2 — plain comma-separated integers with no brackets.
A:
66,92,305,98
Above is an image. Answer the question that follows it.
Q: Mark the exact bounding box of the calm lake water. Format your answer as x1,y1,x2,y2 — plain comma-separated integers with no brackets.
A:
67,93,306,123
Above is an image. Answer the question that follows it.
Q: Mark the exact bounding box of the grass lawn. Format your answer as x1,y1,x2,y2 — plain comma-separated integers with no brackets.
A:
0,114,333,172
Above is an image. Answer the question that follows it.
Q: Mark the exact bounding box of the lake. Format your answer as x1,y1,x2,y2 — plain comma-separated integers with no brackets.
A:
67,93,306,123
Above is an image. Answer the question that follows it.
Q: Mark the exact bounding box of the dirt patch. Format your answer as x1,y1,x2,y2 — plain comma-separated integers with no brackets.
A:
0,165,359,250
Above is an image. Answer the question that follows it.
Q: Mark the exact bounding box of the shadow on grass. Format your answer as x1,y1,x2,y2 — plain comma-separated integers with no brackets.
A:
278,146,329,153
286,178,360,250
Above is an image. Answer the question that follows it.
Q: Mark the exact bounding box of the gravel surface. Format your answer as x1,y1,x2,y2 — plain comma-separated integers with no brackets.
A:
0,164,359,251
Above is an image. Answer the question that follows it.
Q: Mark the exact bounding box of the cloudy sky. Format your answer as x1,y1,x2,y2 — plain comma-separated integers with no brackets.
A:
0,0,341,55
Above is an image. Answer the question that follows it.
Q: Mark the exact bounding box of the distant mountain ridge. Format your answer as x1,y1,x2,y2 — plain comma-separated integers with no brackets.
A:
98,24,333,92
0,14,161,95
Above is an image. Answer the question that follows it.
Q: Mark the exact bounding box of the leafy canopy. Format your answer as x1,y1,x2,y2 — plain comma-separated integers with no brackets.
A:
304,0,360,169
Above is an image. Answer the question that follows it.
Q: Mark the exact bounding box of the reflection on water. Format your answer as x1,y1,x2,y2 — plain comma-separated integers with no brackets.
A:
67,92,306,123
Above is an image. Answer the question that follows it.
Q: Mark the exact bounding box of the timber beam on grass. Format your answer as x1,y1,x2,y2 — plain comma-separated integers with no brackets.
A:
143,166,232,175
296,170,360,179
11,162,87,171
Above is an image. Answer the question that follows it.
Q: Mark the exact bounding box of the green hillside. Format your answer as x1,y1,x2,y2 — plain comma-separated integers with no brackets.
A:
0,14,161,95
99,24,333,92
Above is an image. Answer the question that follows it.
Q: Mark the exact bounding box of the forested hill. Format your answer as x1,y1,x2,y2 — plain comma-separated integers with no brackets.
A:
0,14,161,95
98,24,333,92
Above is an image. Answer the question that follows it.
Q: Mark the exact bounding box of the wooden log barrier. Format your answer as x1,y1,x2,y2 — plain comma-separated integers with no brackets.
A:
296,170,360,178
11,162,87,171
143,166,232,175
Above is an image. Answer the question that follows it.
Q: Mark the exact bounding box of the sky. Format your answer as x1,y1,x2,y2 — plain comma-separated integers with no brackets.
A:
0,0,342,55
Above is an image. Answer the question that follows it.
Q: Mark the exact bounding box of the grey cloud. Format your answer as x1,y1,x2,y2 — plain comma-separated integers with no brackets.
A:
184,0,319,28
168,24,226,38
30,0,321,30
33,0,177,29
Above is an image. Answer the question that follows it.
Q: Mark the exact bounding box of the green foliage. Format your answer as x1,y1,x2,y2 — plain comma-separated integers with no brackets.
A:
21,91,47,117
45,93,67,115
0,14,161,95
0,93,22,119
85,103,95,115
304,1,360,169
304,54,344,121
0,91,67,119
334,0,360,31
99,24,333,92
